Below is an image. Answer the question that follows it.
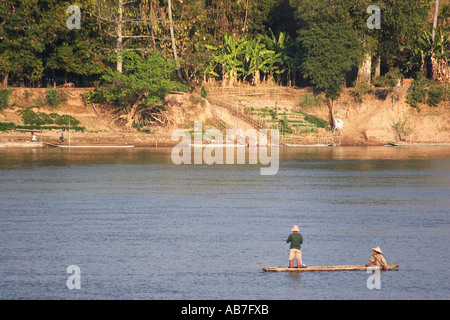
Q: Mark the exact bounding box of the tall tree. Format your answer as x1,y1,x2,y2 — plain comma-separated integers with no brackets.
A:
0,0,104,87
299,21,361,131
99,50,187,129
0,0,46,86
377,0,433,75
292,0,362,131
168,0,183,82
428,0,449,80
88,0,157,73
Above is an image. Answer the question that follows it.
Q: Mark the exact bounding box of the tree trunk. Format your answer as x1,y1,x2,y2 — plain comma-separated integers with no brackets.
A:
327,98,336,134
429,0,439,80
124,101,139,129
374,57,381,78
117,0,123,73
357,52,372,85
168,0,183,83
150,1,157,51
253,69,260,86
243,0,249,33
2,72,8,88
431,0,439,44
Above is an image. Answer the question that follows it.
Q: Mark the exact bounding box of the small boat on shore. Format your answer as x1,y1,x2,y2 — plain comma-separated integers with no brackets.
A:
43,142,135,148
384,142,450,146
262,264,399,272
188,143,246,148
283,143,332,147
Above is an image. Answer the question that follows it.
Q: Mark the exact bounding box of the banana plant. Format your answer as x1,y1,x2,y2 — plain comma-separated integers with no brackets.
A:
404,27,449,78
243,35,282,85
263,30,304,86
205,33,247,85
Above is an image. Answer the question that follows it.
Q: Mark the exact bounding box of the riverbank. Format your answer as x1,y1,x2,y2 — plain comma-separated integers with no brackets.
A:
1,84,449,148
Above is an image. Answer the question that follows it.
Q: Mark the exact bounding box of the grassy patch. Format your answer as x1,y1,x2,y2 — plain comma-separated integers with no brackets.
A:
299,111,330,130
0,122,16,132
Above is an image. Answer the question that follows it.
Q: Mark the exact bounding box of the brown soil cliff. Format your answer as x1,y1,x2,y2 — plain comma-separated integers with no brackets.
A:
1,84,449,146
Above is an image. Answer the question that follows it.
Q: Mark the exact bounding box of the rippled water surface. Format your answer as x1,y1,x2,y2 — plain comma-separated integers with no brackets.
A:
0,146,449,299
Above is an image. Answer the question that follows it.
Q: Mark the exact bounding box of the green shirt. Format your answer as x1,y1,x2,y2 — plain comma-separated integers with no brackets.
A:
286,233,303,250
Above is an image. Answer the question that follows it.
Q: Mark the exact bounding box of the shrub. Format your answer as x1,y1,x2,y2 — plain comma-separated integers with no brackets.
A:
46,89,68,108
407,77,429,111
32,97,46,108
352,82,372,102
298,93,324,110
201,85,207,98
83,90,103,105
427,86,444,106
54,114,80,126
373,68,403,88
19,109,80,126
15,125,85,132
19,109,47,125
300,111,329,130
279,117,293,134
0,122,15,132
0,88,11,110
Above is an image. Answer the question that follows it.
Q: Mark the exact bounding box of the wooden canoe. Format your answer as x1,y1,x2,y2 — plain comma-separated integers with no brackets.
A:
262,264,399,272
283,143,332,147
44,142,135,148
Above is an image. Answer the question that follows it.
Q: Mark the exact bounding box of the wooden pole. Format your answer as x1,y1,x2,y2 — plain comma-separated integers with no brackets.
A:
392,93,397,139
69,117,71,147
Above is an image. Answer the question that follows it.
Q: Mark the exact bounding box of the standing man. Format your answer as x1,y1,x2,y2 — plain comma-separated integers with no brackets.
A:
286,225,304,268
60,129,66,143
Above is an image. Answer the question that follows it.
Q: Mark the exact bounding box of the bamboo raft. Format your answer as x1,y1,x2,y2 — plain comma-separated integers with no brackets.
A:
262,264,399,272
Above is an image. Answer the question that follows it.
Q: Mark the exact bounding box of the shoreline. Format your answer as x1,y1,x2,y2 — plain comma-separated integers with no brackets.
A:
2,140,450,149
2,86,449,149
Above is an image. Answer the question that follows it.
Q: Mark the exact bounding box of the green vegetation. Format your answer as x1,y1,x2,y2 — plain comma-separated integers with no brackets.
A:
97,51,188,129
0,88,11,110
13,109,84,131
427,85,445,106
352,82,372,103
1,0,447,87
99,51,187,110
0,0,448,127
299,112,330,130
298,94,325,109
0,121,15,132
45,89,68,108
407,77,447,111
372,68,403,89
248,106,329,135
201,86,207,99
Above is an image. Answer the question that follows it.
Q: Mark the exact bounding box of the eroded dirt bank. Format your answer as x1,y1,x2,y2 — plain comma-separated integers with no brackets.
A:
0,84,449,147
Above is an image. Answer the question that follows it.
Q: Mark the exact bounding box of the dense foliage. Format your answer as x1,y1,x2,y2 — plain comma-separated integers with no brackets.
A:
0,0,448,121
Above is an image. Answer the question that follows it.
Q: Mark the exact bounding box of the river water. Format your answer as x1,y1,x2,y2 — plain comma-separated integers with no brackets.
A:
0,146,449,300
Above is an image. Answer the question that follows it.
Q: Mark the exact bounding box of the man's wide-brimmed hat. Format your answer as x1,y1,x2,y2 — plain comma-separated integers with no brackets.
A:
292,225,299,232
372,247,382,254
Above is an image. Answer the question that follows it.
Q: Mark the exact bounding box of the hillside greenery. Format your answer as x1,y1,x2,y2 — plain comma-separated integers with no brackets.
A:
0,0,448,128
